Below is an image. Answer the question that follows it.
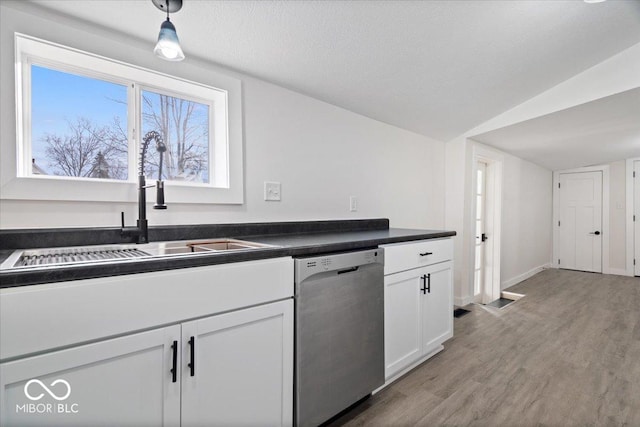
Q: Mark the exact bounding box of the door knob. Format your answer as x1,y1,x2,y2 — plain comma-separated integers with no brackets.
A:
589,231,601,235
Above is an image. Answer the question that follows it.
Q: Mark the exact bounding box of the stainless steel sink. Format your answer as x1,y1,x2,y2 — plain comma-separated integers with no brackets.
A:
143,239,276,256
0,239,279,270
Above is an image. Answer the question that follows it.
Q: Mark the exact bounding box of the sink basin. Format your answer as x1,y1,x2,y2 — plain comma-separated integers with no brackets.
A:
187,239,275,252
0,239,279,270
144,239,276,256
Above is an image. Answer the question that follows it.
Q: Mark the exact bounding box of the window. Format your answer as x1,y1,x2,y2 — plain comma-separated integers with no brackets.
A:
31,65,129,180
141,89,210,184
6,34,243,204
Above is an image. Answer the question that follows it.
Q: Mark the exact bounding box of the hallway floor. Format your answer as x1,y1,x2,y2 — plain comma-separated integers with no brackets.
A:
328,269,640,426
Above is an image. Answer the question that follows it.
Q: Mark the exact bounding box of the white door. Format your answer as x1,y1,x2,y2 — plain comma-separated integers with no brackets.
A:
635,161,640,276
421,261,453,355
474,161,488,303
558,171,603,272
0,325,181,427
181,299,293,427
384,269,422,379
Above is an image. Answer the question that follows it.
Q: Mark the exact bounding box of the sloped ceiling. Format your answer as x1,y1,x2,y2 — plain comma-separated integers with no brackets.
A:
471,88,640,171
19,0,640,143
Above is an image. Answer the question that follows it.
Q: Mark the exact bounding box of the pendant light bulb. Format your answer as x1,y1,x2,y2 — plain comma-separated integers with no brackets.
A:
154,18,185,61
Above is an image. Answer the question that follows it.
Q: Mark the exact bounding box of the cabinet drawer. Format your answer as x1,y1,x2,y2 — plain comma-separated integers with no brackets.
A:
382,238,452,275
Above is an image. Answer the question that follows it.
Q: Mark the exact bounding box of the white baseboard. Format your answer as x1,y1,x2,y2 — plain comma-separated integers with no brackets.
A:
608,268,632,277
454,295,474,307
502,263,551,289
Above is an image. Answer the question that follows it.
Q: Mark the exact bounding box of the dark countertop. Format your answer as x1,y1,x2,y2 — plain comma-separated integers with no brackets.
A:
0,219,455,288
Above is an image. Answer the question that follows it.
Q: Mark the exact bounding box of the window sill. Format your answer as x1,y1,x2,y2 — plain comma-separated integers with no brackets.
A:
0,176,243,205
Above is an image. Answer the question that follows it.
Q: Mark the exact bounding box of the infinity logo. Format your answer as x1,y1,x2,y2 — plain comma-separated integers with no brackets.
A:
24,379,71,401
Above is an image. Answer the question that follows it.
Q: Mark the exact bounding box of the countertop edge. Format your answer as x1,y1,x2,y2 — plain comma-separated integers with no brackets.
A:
0,229,456,288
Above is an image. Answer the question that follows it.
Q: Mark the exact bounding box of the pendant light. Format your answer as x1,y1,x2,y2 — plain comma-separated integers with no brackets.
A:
152,0,185,61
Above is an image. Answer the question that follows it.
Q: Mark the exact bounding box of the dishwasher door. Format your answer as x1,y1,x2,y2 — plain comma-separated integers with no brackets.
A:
295,249,384,427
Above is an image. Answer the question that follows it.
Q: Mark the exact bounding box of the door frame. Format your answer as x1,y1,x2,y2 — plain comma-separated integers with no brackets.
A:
553,165,610,274
469,143,502,304
627,157,640,277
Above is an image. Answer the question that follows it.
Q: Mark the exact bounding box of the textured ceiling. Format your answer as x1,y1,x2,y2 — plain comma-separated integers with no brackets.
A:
471,88,640,171
19,0,640,142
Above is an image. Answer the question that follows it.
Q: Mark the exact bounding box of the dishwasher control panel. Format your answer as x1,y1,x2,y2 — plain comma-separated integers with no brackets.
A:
295,248,384,282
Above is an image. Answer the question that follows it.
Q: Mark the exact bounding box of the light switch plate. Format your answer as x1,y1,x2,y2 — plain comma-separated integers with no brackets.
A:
264,182,281,201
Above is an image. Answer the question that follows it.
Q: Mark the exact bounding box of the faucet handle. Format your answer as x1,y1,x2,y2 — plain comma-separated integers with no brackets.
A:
154,180,167,210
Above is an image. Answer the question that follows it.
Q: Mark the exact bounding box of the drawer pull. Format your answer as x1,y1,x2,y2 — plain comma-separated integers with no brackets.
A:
188,336,195,377
170,340,178,383
420,252,433,257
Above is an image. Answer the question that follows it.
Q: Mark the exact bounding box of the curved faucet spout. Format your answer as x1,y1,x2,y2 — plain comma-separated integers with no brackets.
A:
121,130,168,244
140,130,165,178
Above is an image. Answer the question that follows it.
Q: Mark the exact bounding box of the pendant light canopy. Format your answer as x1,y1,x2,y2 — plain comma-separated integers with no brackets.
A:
152,0,185,62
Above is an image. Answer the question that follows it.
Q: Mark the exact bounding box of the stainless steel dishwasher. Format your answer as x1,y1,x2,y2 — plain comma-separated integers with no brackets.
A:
295,248,384,427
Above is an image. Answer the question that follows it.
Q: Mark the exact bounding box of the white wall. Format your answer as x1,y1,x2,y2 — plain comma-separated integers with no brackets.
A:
0,3,445,230
445,138,471,302
500,151,552,288
609,160,627,273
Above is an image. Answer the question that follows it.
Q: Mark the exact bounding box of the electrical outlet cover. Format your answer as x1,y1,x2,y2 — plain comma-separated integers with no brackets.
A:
264,182,281,201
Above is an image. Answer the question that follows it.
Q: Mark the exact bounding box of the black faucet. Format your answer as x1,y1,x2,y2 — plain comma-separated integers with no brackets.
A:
121,131,167,244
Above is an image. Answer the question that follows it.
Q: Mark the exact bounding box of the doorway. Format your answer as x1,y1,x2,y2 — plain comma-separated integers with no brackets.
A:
471,144,503,305
474,161,488,303
553,166,610,274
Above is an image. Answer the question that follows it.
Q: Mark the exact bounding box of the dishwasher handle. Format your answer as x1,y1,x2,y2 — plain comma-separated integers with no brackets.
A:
337,266,359,275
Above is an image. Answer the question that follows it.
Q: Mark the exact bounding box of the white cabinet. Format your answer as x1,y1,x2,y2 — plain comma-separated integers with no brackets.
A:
0,258,294,427
1,299,293,427
384,267,422,377
181,300,293,427
421,262,453,355
1,325,182,427
382,239,453,381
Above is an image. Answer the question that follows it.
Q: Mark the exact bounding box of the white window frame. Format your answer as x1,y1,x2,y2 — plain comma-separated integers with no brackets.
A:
3,33,243,204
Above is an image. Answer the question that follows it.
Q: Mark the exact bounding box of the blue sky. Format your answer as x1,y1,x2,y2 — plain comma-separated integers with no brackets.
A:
31,65,127,166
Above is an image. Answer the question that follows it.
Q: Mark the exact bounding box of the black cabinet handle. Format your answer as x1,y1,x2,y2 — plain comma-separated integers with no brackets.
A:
170,340,178,383
420,252,433,257
427,273,431,293
420,274,427,294
188,336,195,377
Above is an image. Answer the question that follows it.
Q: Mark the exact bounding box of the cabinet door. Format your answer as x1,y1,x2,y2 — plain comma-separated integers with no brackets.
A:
0,325,181,427
384,268,423,379
421,261,453,355
181,299,293,427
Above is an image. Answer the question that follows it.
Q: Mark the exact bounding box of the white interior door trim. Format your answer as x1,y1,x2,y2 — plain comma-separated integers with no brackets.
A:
626,157,640,277
470,143,502,303
553,165,610,274
625,157,640,277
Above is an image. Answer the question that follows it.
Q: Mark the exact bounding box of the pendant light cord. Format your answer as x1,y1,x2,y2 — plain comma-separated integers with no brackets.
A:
166,0,170,21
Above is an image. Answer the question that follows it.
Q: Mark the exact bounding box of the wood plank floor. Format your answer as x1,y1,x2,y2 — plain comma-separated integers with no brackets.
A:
327,269,640,427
